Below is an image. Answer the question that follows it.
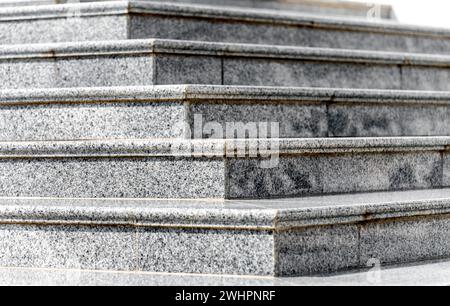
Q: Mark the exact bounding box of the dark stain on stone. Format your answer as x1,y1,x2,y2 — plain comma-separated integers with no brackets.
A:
329,111,350,137
389,164,417,189
362,116,389,133
291,108,324,136
426,158,443,187
253,173,269,198
236,162,270,198
285,166,312,191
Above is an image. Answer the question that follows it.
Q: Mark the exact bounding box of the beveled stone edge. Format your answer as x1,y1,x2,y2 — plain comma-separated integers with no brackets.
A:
0,137,448,157
3,85,450,106
3,39,450,68
2,190,450,230
0,198,278,230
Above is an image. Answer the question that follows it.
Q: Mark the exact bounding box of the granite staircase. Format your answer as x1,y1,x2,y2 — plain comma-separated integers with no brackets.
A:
0,0,450,278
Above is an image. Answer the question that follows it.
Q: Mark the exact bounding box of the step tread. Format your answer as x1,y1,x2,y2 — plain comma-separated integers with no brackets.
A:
4,38,450,67
3,85,450,105
1,188,450,229
1,137,450,157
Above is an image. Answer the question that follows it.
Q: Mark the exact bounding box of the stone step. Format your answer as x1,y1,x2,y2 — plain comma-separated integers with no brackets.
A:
1,0,395,20
0,137,449,199
4,85,450,142
0,1,440,54
3,39,450,90
0,188,450,276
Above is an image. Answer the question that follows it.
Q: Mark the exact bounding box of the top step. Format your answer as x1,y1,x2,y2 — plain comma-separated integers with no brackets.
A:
0,0,395,20
0,1,446,54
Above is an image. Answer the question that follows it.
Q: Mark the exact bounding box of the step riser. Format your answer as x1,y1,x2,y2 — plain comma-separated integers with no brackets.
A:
130,16,419,53
0,223,275,276
0,149,447,199
0,102,187,141
228,151,444,199
3,53,450,91
0,5,441,54
278,213,450,276
3,100,450,141
0,157,226,199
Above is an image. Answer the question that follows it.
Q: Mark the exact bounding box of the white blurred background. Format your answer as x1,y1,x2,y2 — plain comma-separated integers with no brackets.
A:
356,0,450,28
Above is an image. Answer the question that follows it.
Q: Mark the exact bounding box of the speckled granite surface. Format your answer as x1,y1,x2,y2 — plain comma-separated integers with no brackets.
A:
0,189,450,276
0,137,447,199
2,0,450,281
0,1,442,54
4,39,450,90
3,85,450,141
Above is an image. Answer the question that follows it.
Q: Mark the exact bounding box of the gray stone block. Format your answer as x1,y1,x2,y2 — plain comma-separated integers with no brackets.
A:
227,151,443,199
224,59,402,89
138,228,275,275
0,224,136,271
0,14,128,44
328,104,450,137
154,55,222,85
0,157,226,199
227,156,323,199
321,152,442,194
189,102,328,139
276,225,360,276
0,102,186,141
360,215,450,266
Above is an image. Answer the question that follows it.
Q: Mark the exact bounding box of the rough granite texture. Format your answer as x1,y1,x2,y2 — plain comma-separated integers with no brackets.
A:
0,224,136,271
0,1,445,53
138,228,275,275
0,189,450,275
0,102,186,141
0,157,226,199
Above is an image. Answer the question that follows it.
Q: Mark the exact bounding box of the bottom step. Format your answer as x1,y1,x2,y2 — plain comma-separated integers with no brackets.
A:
1,189,450,276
